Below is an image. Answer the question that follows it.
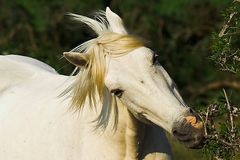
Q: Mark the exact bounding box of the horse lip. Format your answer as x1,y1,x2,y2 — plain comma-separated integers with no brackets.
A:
173,130,204,149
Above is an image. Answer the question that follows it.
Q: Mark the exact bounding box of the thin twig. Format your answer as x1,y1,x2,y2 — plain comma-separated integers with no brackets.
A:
219,12,237,37
220,67,237,74
207,134,240,147
227,49,239,57
215,156,224,160
204,106,210,136
221,31,240,37
223,89,234,132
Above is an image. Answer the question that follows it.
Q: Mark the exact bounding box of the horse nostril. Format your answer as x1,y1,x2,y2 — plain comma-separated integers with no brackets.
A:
172,129,178,136
172,127,178,135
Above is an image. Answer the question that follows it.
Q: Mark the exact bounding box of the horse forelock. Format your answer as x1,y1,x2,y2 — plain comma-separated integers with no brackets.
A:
64,10,143,129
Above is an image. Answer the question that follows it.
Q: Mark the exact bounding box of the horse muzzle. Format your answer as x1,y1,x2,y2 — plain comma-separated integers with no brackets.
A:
172,112,204,149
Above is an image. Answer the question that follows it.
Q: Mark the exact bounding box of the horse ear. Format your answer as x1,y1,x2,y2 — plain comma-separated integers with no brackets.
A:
106,7,127,34
63,52,88,67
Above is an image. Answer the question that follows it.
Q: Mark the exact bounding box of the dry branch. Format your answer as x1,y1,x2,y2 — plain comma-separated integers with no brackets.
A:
201,91,240,157
185,80,240,99
223,89,234,133
219,12,237,37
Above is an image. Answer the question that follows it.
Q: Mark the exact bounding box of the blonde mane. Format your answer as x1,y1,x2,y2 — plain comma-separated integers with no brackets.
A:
64,11,143,129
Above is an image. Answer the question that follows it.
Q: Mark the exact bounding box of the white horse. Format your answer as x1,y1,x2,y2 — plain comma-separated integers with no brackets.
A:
0,7,204,160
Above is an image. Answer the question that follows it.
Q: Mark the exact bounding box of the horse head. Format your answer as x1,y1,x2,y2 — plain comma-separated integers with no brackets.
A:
63,7,204,149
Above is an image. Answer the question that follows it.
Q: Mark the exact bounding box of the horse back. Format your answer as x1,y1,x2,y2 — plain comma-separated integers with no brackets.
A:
0,55,58,92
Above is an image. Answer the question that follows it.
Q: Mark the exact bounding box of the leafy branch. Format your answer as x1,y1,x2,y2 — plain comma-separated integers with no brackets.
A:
200,89,240,160
210,1,240,74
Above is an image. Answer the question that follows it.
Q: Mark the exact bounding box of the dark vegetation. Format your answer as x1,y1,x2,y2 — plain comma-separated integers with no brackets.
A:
201,1,240,159
0,0,239,159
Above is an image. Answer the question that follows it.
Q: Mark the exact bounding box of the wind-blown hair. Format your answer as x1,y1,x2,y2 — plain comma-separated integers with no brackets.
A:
64,11,143,129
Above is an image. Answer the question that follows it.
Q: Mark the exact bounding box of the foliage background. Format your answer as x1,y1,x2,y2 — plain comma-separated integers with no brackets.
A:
0,0,239,159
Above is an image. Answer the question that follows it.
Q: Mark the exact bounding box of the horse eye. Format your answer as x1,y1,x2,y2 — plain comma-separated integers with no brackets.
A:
111,89,124,98
152,54,159,65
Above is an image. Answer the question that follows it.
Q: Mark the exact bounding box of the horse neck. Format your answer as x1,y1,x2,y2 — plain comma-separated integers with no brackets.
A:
112,101,145,160
80,97,146,159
